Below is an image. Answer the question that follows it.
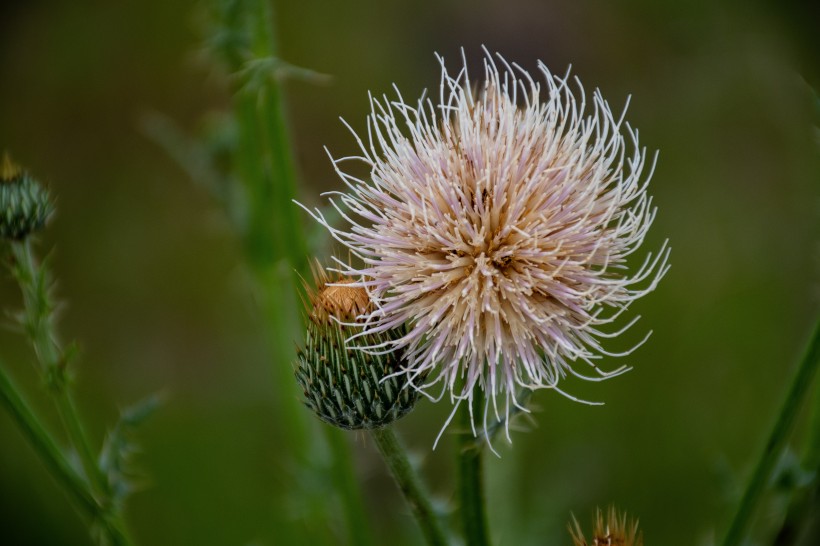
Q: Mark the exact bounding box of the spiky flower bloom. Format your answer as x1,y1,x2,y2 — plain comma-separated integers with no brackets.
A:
295,263,421,430
300,50,669,438
1,152,52,240
569,506,643,546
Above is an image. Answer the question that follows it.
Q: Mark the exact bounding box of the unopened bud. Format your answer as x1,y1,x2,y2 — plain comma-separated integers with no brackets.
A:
569,506,643,546
295,264,420,430
0,152,52,240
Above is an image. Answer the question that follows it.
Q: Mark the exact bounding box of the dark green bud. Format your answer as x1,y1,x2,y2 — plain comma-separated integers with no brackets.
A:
295,272,420,430
1,153,53,240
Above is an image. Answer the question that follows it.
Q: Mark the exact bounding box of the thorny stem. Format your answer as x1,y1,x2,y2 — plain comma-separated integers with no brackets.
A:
6,241,132,545
371,426,448,546
773,344,820,545
221,0,308,278
11,241,106,495
457,396,490,546
0,364,132,546
213,0,368,541
0,363,98,517
722,319,820,546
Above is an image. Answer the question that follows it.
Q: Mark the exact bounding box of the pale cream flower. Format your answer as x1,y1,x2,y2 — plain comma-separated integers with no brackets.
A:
299,49,669,442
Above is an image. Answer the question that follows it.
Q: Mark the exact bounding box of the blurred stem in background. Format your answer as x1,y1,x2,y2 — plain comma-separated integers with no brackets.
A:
457,395,490,546
151,0,371,542
722,319,820,546
767,88,820,546
0,240,133,545
773,385,820,544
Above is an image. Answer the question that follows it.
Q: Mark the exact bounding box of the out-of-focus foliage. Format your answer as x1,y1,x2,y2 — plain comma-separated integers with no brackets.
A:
0,1,817,544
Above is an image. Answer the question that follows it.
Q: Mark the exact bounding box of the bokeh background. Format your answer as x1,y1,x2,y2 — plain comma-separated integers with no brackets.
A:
1,0,818,544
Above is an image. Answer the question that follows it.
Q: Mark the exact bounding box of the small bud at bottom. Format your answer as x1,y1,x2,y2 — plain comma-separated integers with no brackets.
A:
569,506,643,546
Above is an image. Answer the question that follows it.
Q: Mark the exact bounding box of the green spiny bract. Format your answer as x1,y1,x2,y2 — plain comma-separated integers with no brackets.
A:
296,320,418,430
295,272,420,430
1,154,52,240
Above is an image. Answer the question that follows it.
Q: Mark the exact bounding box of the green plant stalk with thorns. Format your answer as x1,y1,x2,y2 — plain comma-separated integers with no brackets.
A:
216,1,374,543
144,0,374,542
0,237,135,545
722,322,820,545
0,152,156,545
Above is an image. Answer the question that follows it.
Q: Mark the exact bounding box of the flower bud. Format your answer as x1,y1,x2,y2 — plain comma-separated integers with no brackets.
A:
295,265,420,430
569,506,643,546
0,152,52,240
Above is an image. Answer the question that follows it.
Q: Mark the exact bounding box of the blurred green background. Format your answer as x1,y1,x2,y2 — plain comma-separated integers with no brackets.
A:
1,0,818,544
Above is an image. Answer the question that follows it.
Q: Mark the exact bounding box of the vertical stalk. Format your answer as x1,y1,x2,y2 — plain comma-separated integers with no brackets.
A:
722,320,820,546
12,241,107,498
1,367,131,546
0,364,98,517
371,427,448,546
228,0,308,278
256,265,309,455
215,0,369,541
325,427,374,546
4,242,132,545
225,0,311,457
773,333,820,545
457,397,490,546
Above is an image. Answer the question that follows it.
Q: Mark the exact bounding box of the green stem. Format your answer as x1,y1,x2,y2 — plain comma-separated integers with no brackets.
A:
8,241,132,545
0,364,98,516
371,427,448,546
257,264,309,454
54,392,106,493
773,340,820,545
217,2,369,542
457,397,490,546
227,0,308,276
0,364,131,545
722,319,820,546
325,427,374,546
211,2,368,542
12,240,108,498
227,0,312,456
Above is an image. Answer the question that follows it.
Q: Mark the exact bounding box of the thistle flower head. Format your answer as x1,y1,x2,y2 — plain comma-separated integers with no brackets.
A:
300,49,669,441
569,506,643,546
1,152,53,241
295,262,421,430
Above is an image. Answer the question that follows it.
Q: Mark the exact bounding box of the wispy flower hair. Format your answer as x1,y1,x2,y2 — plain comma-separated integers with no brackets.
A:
299,48,669,442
